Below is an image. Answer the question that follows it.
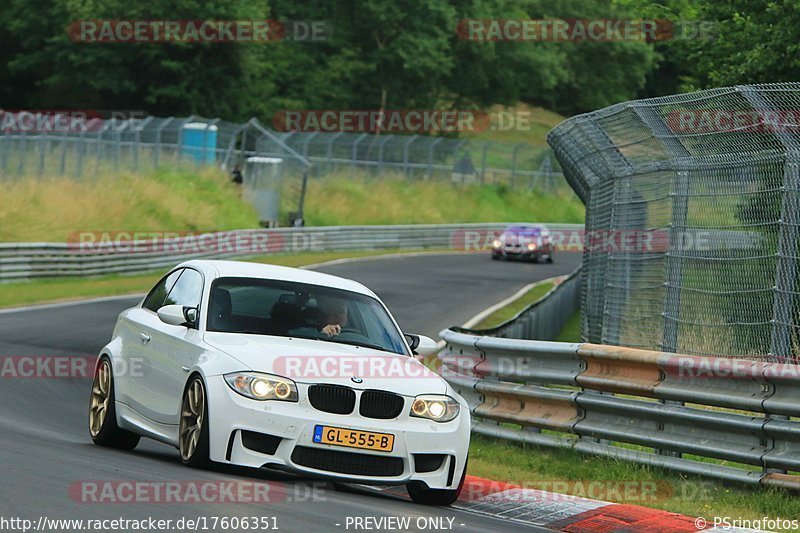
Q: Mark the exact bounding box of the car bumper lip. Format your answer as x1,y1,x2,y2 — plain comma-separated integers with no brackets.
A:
494,247,551,256
205,376,470,489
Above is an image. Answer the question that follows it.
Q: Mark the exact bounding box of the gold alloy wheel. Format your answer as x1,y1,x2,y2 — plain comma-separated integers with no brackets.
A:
179,379,205,461
89,359,111,437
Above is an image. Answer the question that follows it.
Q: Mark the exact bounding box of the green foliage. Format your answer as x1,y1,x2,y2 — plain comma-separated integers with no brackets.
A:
2,1,793,124
686,0,800,87
0,0,662,119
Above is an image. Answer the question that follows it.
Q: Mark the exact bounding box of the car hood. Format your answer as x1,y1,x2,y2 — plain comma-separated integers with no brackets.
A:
204,332,447,396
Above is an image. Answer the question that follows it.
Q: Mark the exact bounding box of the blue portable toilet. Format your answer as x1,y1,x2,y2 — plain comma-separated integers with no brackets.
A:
181,122,218,164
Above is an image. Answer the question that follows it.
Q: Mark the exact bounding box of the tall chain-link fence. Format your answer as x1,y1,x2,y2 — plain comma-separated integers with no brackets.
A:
273,130,562,189
548,82,800,363
0,113,566,225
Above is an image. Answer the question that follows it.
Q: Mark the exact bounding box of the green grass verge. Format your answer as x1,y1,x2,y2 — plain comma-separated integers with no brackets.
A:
302,176,583,227
467,434,799,529
4,166,582,243
0,249,433,308
471,280,556,329
2,103,578,243
555,310,582,342
0,165,260,243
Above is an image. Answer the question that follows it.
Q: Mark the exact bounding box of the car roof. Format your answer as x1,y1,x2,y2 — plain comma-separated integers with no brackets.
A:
176,260,377,298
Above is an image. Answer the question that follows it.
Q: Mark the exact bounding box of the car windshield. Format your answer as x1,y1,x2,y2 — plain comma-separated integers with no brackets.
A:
506,225,541,236
206,277,408,355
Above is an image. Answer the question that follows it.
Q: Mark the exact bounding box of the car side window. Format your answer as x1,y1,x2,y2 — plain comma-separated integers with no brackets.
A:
142,269,183,312
163,269,203,309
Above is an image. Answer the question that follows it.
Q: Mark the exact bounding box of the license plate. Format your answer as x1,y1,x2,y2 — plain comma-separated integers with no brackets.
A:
313,425,394,452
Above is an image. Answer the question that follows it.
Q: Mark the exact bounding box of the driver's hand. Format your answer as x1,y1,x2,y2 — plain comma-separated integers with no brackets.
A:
321,324,341,337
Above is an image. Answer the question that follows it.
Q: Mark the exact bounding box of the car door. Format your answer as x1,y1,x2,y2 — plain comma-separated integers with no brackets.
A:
138,268,206,425
116,269,183,410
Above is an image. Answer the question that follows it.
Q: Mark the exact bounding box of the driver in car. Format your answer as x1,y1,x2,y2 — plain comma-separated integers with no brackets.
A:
287,297,348,339
318,298,348,337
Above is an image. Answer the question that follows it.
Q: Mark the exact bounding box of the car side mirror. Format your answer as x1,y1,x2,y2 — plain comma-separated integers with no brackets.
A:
157,305,198,327
405,334,439,357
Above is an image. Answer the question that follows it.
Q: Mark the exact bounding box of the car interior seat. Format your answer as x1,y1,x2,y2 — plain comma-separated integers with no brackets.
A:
209,287,233,331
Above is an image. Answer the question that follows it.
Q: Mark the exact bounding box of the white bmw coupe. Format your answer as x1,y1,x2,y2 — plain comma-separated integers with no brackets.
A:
88,260,470,505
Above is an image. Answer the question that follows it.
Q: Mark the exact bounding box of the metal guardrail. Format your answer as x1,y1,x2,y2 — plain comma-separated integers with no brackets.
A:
455,267,581,341
439,329,800,491
0,223,583,281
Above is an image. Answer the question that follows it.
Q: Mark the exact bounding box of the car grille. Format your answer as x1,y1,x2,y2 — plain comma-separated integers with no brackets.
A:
291,446,404,477
308,384,355,415
359,390,405,419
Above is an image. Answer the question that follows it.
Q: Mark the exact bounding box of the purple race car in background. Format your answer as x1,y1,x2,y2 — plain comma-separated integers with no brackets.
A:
491,224,554,263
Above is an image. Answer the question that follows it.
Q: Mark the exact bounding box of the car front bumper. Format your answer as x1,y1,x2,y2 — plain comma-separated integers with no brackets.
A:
205,376,470,490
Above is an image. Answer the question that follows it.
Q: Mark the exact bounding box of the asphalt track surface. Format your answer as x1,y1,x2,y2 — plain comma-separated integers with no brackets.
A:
0,252,580,532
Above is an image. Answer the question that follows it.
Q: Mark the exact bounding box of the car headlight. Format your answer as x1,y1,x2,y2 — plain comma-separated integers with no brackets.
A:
492,239,502,248
410,395,460,422
527,242,537,250
224,372,298,402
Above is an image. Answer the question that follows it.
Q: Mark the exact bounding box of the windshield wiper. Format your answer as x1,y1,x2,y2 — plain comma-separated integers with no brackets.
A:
333,339,391,352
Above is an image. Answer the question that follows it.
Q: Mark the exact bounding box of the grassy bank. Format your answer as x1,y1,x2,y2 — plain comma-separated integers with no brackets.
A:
471,280,557,329
4,168,582,244
0,166,259,243
303,177,584,226
556,310,582,342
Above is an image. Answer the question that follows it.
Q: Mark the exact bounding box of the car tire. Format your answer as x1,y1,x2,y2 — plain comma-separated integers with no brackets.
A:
546,255,554,263
491,253,500,260
179,376,211,468
88,357,140,450
406,459,467,506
